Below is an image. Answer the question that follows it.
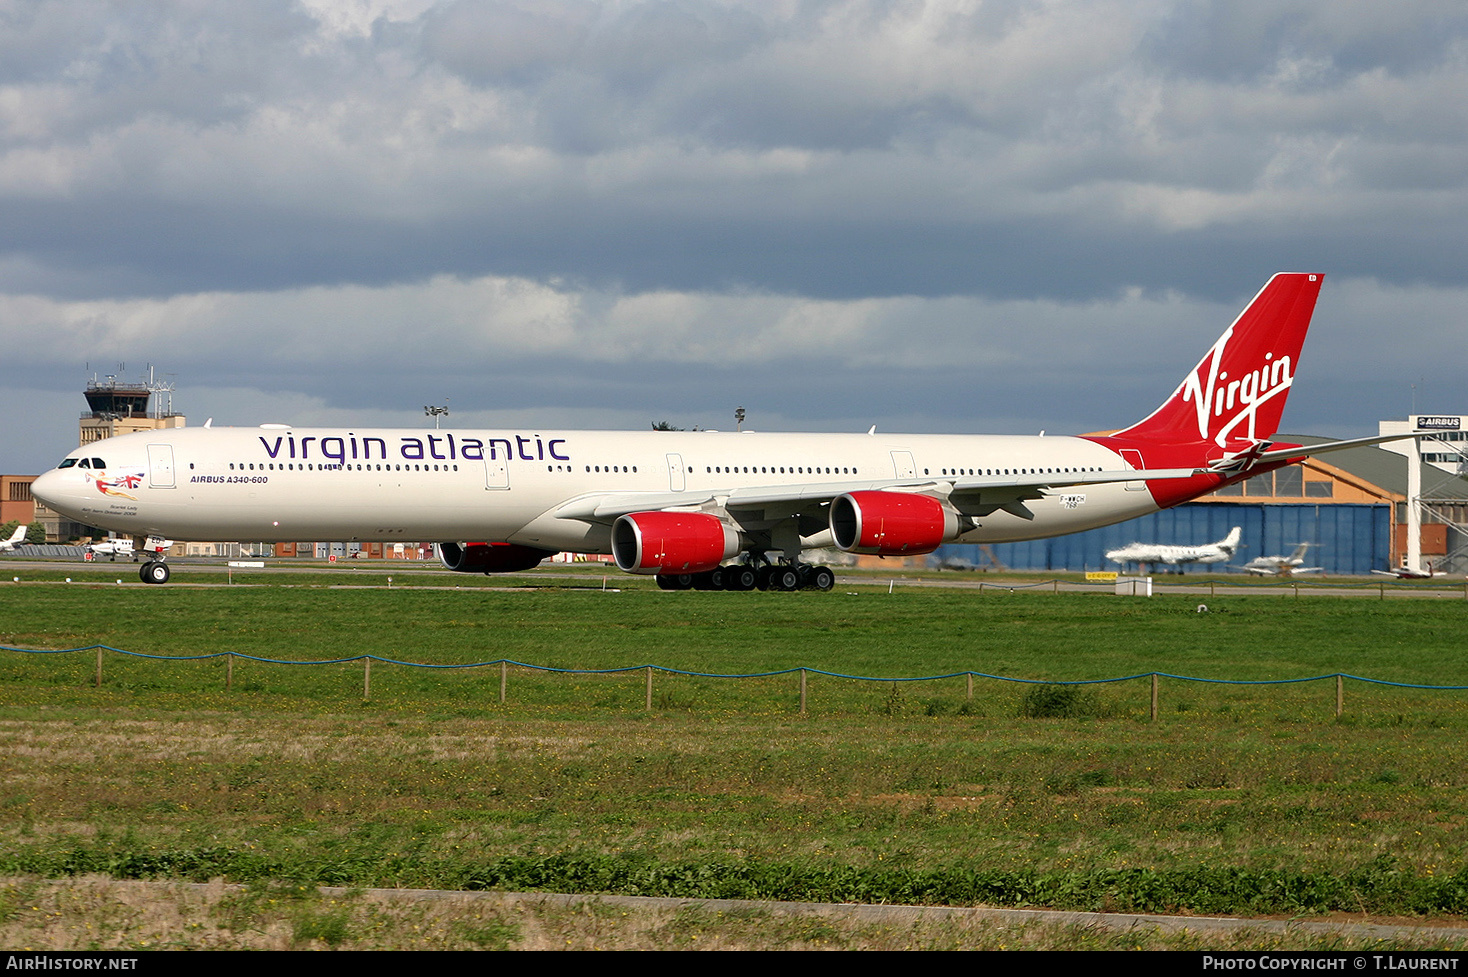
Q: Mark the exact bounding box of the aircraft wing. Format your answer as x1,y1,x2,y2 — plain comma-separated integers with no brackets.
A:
553,479,889,524
553,466,1206,527
937,467,1200,521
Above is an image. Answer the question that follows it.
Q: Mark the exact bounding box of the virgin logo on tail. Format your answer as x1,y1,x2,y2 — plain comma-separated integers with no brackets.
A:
1178,329,1294,445
1118,273,1323,448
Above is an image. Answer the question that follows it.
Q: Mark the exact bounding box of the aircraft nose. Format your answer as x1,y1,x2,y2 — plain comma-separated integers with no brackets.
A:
31,468,83,518
31,468,64,508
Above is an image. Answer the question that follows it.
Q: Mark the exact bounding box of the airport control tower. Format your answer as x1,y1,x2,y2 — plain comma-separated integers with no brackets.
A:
79,366,185,446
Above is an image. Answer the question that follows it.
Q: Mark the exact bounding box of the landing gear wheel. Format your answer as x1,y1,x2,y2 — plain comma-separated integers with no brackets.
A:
693,568,725,591
140,561,171,585
656,573,696,590
809,566,836,592
725,565,758,591
770,566,801,592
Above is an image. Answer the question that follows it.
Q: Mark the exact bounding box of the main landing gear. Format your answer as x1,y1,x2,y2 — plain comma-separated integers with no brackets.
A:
139,561,171,585
656,563,836,593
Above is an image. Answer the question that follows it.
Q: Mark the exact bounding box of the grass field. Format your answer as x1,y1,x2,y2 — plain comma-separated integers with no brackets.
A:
3,568,1468,948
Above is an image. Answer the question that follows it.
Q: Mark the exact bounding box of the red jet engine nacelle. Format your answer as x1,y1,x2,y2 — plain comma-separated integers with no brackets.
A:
439,541,555,573
829,491,958,556
611,511,740,575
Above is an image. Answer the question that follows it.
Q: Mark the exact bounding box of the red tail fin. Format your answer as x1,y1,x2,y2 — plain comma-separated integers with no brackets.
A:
1117,273,1324,447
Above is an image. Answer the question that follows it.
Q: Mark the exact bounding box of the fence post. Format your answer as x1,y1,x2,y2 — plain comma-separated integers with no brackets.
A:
363,658,370,700
95,647,102,688
966,672,973,701
500,661,507,704
226,653,233,692
646,666,653,711
1150,673,1158,722
1336,674,1344,717
799,668,807,715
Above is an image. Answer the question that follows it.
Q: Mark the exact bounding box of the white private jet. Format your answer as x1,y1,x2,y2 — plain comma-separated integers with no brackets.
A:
1372,563,1449,579
86,535,137,561
0,524,27,552
31,273,1421,589
1106,527,1242,574
1240,542,1323,577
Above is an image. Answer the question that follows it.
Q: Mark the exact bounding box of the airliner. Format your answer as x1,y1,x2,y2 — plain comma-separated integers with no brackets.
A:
31,273,1415,590
1106,526,1242,574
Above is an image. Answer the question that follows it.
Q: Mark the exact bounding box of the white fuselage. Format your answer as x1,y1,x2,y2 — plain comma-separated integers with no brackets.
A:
1106,544,1227,566
1105,527,1241,567
33,425,1163,552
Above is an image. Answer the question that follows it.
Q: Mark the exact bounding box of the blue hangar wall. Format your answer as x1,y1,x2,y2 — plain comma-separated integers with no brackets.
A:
930,503,1390,575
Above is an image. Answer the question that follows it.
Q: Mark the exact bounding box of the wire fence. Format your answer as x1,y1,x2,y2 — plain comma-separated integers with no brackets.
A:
9,564,1468,597
7,642,1467,720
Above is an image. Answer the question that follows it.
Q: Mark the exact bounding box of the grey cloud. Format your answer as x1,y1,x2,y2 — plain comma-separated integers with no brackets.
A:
3,270,1458,475
1,0,1466,478
1144,0,1468,84
0,0,323,141
1,0,1465,305
419,1,596,86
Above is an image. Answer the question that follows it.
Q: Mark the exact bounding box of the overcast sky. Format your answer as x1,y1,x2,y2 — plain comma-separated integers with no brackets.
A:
4,0,1466,474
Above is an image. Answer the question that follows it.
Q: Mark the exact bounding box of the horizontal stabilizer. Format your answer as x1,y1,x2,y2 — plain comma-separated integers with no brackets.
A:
1245,432,1433,467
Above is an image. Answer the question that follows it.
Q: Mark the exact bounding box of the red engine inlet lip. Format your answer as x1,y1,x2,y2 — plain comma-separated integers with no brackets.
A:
612,511,739,574
829,491,955,556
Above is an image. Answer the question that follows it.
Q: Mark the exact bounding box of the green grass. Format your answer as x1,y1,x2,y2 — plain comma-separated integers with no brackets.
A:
2,579,1468,931
6,574,1467,679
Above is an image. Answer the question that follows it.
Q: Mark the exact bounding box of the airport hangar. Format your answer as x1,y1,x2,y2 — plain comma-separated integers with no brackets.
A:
927,433,1468,576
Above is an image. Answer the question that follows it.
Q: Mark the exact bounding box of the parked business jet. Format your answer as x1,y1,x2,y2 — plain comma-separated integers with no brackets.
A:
86,534,137,561
1240,542,1323,577
31,273,1417,590
0,524,27,552
1106,526,1242,574
1372,562,1449,579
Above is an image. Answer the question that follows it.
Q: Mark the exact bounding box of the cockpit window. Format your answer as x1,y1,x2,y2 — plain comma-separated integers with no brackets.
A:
92,459,105,468
77,459,91,469
58,459,77,469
